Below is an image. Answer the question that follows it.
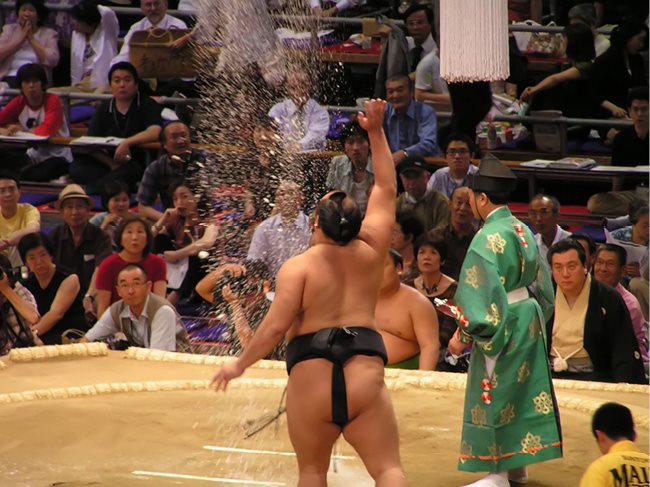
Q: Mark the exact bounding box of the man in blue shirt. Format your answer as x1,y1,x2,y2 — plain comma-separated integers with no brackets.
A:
427,132,478,198
383,74,441,166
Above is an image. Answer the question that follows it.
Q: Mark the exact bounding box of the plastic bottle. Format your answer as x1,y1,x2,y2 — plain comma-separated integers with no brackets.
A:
487,123,498,150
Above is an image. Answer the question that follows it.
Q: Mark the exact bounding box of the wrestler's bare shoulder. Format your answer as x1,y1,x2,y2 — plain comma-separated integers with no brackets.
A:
398,283,435,309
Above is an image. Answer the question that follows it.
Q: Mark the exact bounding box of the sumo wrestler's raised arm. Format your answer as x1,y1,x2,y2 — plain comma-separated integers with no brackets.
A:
356,99,396,254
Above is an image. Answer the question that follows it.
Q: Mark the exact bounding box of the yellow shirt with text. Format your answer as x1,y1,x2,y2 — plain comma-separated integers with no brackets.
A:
580,440,649,487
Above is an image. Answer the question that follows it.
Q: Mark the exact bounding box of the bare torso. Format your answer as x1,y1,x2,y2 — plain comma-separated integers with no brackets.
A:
375,283,422,363
285,239,384,341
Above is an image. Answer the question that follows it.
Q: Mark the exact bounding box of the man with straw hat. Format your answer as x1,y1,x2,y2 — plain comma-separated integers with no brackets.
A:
448,155,562,486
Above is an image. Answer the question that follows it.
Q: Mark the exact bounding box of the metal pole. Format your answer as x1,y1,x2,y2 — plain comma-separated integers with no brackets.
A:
493,114,633,129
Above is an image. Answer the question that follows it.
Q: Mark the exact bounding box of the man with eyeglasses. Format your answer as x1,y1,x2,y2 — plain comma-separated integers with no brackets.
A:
427,133,478,198
0,63,73,182
0,171,40,267
83,263,189,351
528,193,571,268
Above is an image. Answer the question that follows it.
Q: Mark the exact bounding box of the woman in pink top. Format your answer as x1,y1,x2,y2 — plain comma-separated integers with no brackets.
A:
0,0,59,86
94,215,167,319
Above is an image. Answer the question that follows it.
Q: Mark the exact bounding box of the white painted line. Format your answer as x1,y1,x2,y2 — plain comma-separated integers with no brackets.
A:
132,470,286,486
203,445,356,460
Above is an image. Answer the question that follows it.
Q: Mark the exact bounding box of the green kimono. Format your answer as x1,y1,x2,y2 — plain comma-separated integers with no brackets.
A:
453,206,562,472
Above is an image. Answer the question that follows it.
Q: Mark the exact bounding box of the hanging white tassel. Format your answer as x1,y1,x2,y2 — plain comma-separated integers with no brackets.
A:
439,0,510,82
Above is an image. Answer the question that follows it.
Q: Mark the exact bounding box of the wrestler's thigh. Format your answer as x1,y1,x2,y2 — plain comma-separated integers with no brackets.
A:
286,359,341,471
342,383,402,477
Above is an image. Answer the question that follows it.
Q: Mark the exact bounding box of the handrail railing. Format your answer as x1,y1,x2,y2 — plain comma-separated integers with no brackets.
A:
493,114,633,129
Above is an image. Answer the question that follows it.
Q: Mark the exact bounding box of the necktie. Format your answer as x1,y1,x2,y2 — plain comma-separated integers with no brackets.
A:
410,45,424,71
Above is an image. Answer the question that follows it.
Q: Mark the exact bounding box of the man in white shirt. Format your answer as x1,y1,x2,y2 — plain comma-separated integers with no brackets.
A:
529,193,571,267
247,181,311,277
110,0,188,67
308,0,365,17
268,69,329,151
403,4,438,73
84,264,188,351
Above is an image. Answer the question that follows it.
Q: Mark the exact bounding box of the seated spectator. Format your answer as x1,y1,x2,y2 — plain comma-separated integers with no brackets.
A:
426,133,478,198
325,122,374,214
428,187,477,281
414,49,449,105
521,23,626,126
309,0,365,17
195,260,283,358
610,202,649,320
69,62,164,192
68,0,119,93
84,264,190,352
0,253,40,355
529,193,571,267
0,64,72,182
568,3,610,57
110,0,191,97
0,171,40,267
396,157,449,232
89,180,133,247
391,210,424,282
579,403,649,487
546,239,645,384
152,178,218,305
593,243,648,362
568,232,596,271
19,232,88,345
49,184,112,314
247,181,310,277
137,121,204,222
593,21,648,123
94,215,167,318
0,0,58,88
588,87,649,216
407,234,460,372
403,4,438,74
268,69,329,151
377,249,439,370
384,74,441,165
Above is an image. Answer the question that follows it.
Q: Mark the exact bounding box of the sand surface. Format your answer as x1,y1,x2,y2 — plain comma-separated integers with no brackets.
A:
0,351,647,486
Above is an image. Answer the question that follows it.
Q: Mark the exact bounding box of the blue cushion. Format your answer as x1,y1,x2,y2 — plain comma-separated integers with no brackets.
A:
69,104,96,124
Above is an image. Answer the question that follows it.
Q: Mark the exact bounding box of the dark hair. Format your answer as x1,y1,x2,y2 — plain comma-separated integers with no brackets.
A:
403,3,433,25
444,132,475,155
108,62,139,83
388,248,403,268
414,232,447,262
70,0,101,27
16,0,49,26
160,120,190,145
396,210,424,244
341,121,368,144
568,3,597,27
628,86,649,107
0,170,21,188
18,232,54,263
168,177,190,198
591,402,635,441
101,180,129,211
531,193,561,213
117,263,149,283
629,202,649,224
477,190,511,205
594,243,627,268
255,114,279,131
564,22,596,63
386,74,412,88
547,238,586,267
114,215,152,256
568,232,596,255
17,63,47,89
317,191,362,245
611,20,647,51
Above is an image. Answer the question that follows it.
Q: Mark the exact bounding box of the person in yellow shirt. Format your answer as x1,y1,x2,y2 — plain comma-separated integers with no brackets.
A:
0,171,40,266
580,402,649,487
